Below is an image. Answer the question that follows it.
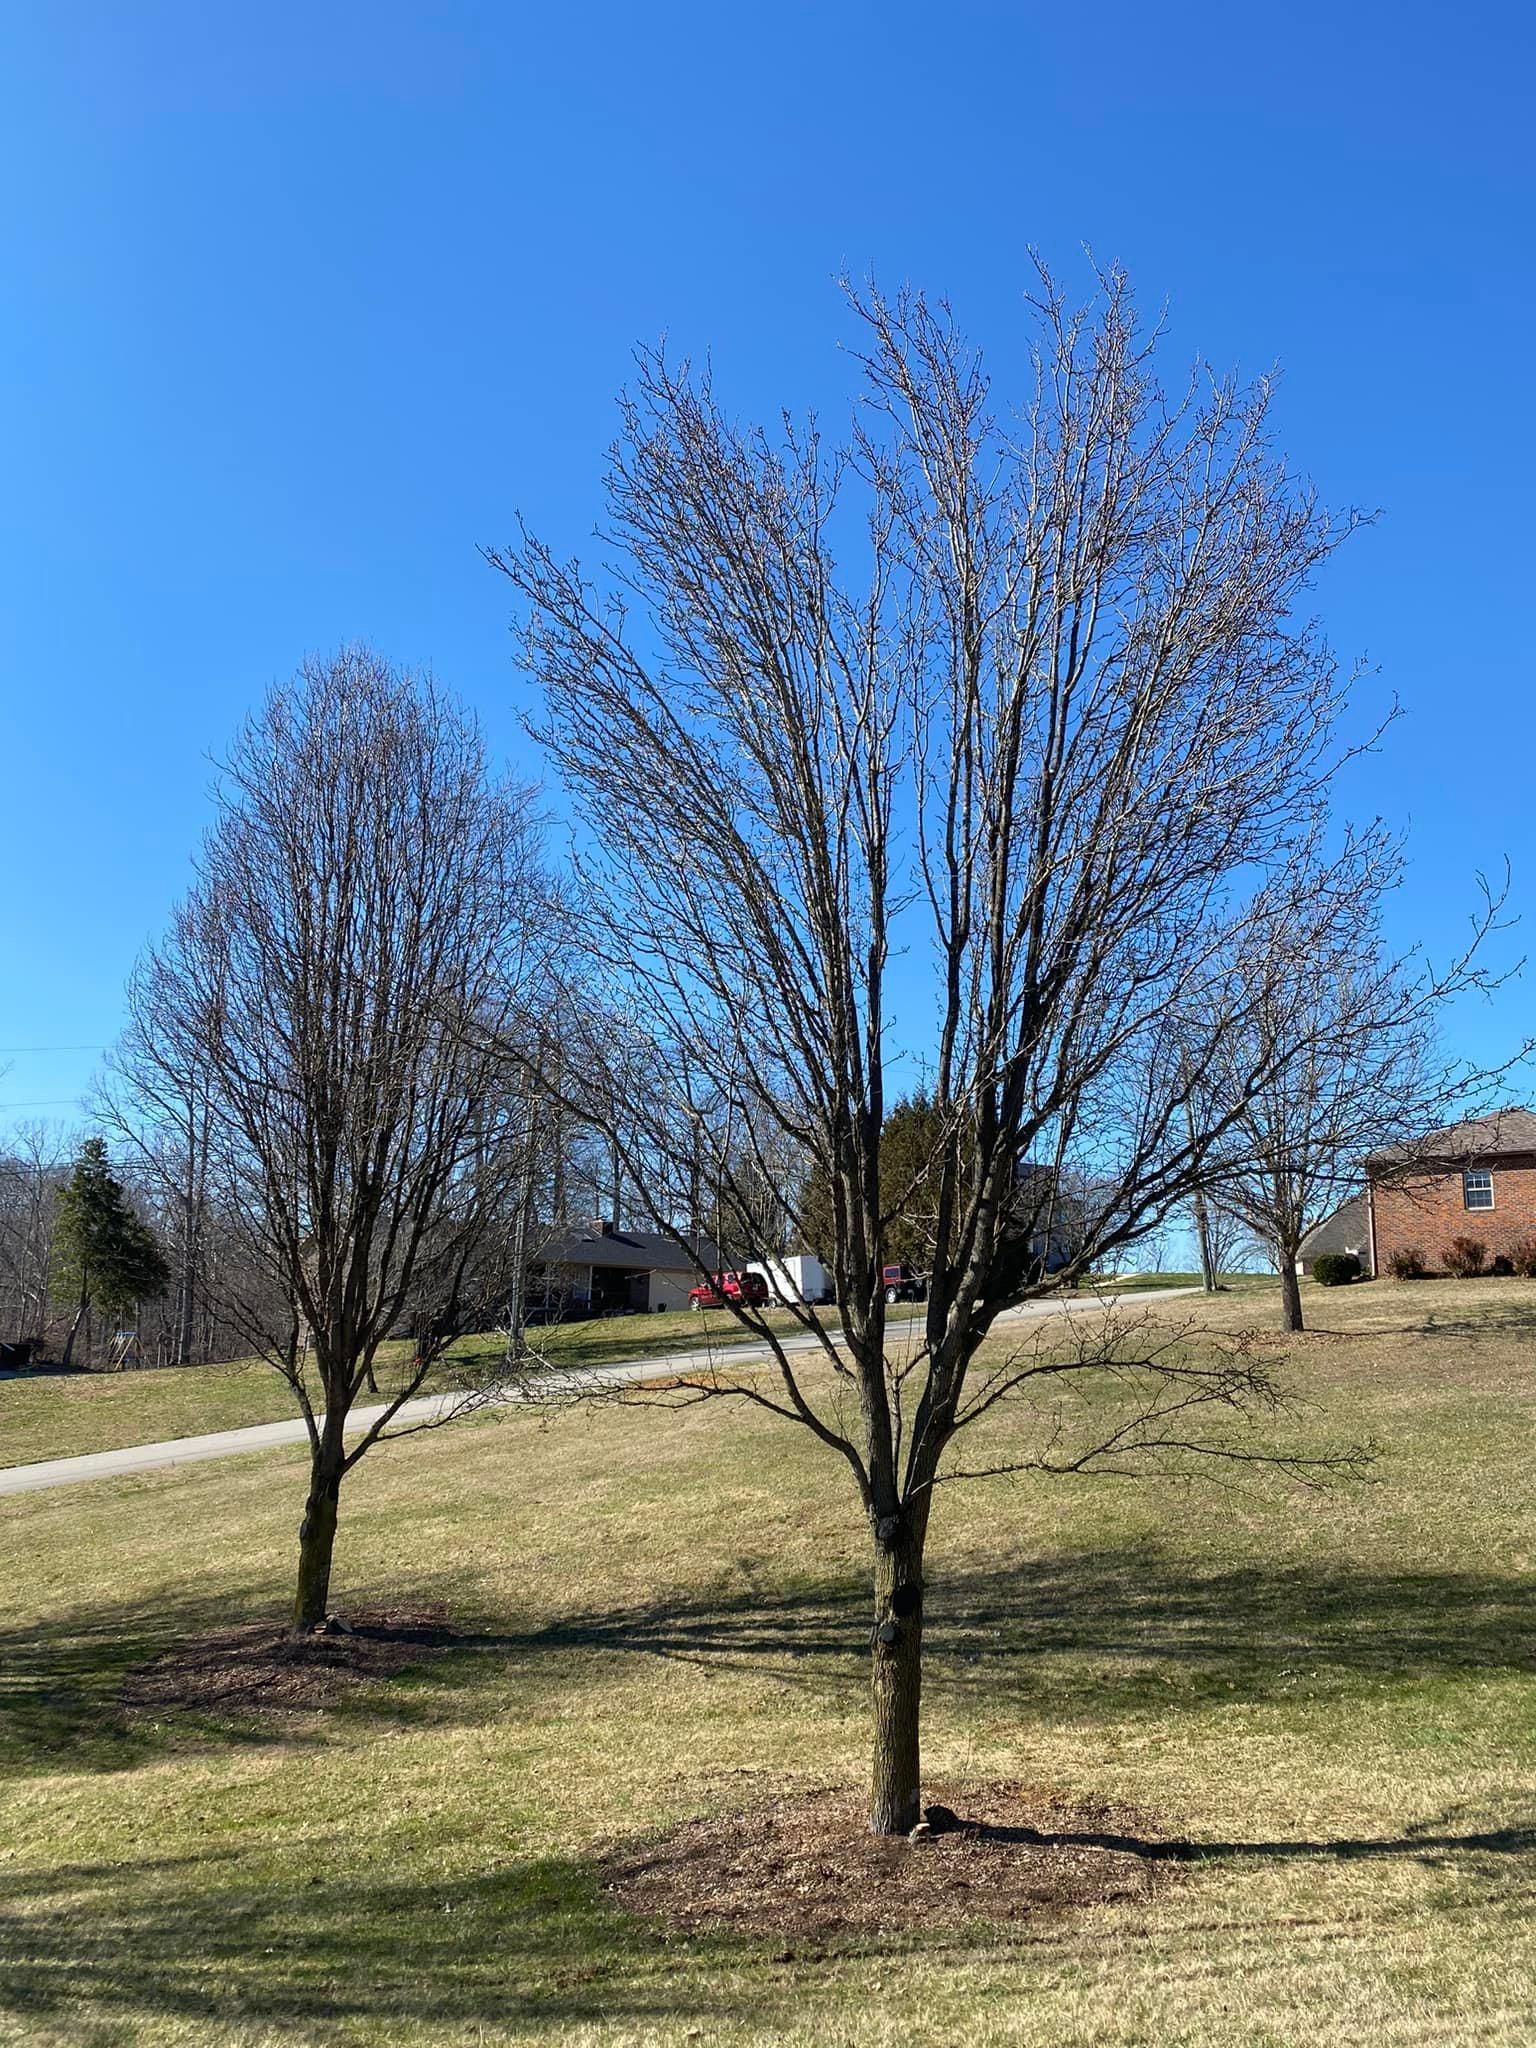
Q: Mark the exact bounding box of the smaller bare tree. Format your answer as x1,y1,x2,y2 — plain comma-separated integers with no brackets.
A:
0,1122,71,1356
130,649,552,1629
1202,1196,1266,1279
1200,840,1516,1330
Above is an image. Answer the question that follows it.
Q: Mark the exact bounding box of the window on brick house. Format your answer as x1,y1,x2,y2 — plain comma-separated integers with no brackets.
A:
1464,1169,1494,1210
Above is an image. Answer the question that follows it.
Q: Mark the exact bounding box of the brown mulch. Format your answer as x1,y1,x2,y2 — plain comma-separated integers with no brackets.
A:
119,1606,460,1717
602,1781,1181,1940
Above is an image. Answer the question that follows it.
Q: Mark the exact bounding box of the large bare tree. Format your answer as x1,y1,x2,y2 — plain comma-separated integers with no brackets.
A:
490,267,1370,1832
131,649,550,1629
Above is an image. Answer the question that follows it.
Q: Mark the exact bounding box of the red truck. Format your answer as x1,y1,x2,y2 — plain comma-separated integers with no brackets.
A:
688,1269,771,1311
881,1263,928,1304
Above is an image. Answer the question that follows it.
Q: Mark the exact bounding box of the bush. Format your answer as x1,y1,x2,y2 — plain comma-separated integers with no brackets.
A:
1444,1236,1487,1279
1491,1256,1514,1277
1510,1238,1536,1279
1384,1246,1426,1280
1311,1252,1362,1287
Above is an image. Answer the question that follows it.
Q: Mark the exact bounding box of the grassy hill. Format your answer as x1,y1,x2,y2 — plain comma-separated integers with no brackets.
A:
3,1275,1535,2044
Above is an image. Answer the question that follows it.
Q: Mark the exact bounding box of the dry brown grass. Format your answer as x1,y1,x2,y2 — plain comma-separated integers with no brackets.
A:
2,1273,1535,2043
0,1305,815,1468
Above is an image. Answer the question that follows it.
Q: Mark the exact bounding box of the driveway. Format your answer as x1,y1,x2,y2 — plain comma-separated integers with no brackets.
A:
0,1285,1201,1497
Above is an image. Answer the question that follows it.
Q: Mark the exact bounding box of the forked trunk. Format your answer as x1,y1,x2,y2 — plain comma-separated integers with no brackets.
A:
869,1511,928,1834
1280,1260,1305,1333
293,1445,344,1631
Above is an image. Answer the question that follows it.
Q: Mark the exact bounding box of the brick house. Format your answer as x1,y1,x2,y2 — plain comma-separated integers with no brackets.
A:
1366,1107,1536,1275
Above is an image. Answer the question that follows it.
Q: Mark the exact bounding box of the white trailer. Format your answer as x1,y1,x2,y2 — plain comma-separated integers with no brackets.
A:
747,1253,831,1306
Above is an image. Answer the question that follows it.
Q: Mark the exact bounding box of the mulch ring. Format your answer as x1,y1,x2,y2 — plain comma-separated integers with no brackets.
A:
602,1781,1181,1940
119,1606,460,1717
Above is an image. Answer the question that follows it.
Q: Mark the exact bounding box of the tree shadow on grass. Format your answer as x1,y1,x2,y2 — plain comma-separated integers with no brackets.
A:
0,1848,700,2041
8,1543,1536,1781
995,1807,1536,1866
458,1542,1536,1722
1394,1296,1536,1338
5,1804,1536,2042
0,1581,483,1778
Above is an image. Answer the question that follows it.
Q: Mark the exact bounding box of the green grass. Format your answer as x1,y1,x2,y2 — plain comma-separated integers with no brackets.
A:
4,1276,1536,2042
0,1306,816,1469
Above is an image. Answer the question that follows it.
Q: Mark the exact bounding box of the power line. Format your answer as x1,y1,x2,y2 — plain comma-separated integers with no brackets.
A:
0,1044,104,1054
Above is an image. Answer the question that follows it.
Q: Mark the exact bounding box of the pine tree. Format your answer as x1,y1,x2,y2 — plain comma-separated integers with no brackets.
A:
801,1093,946,1271
53,1138,170,1368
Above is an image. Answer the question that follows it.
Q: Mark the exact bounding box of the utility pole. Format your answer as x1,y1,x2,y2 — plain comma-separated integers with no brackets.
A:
1180,1052,1219,1294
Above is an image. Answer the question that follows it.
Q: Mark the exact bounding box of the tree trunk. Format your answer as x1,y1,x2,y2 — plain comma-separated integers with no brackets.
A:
1180,1079,1217,1293
293,1441,344,1631
1192,1186,1217,1292
175,1189,196,1366
1280,1259,1305,1333
60,1288,88,1370
869,1511,928,1834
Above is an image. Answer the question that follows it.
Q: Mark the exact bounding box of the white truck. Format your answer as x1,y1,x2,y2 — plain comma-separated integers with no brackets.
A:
746,1253,832,1307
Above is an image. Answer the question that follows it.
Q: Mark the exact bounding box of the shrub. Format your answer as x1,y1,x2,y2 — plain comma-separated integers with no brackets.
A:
1311,1252,1361,1287
1444,1236,1487,1279
1491,1256,1514,1277
1511,1238,1536,1279
1384,1246,1426,1280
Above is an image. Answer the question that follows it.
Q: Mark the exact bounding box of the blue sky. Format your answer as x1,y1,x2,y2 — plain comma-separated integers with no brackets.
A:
2,0,1533,1143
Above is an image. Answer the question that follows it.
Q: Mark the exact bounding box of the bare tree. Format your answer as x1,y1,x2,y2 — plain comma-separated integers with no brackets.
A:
1200,843,1513,1330
0,1123,71,1356
1202,1196,1266,1279
131,649,551,1630
490,266,1371,1832
92,1006,217,1367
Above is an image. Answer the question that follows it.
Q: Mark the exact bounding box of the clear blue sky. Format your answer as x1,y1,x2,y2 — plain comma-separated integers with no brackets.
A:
2,0,1532,1140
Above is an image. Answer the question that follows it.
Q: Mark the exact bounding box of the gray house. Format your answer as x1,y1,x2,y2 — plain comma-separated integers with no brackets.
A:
1298,1195,1372,1276
1013,1161,1087,1275
525,1221,725,1318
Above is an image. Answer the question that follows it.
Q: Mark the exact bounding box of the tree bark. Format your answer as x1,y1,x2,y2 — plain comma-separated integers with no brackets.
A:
293,1442,344,1631
1192,1185,1217,1292
869,1511,928,1834
1280,1258,1305,1333
175,1188,196,1367
1181,1071,1218,1293
61,1288,88,1370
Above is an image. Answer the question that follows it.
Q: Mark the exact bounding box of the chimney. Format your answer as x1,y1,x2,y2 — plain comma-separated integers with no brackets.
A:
596,1217,615,1237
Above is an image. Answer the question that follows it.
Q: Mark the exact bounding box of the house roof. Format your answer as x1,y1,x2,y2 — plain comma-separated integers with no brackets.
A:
1299,1195,1369,1260
1366,1106,1536,1171
531,1224,725,1274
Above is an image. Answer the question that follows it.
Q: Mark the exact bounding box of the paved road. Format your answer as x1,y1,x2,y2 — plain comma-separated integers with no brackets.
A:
0,1286,1201,1498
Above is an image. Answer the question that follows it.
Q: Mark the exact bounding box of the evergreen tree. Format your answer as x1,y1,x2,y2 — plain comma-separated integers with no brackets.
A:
801,1093,946,1270
53,1138,170,1368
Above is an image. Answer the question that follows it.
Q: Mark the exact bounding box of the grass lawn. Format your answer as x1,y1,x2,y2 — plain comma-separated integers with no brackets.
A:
1096,1269,1280,1296
0,1284,1255,1471
4,1275,1536,2043
0,1306,818,1469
